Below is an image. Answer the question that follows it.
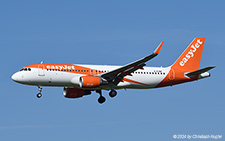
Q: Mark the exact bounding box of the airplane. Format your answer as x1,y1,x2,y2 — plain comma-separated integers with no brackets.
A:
11,37,215,104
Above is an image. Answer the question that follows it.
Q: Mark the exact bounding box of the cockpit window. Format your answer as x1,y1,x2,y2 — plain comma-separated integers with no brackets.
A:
20,68,31,71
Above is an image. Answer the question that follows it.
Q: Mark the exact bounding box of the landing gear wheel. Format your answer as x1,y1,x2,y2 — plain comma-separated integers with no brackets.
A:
98,96,106,104
109,90,117,98
37,93,42,98
36,86,43,98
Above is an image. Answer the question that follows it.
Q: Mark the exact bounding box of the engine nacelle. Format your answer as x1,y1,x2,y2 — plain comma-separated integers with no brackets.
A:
63,87,91,98
71,76,108,88
79,76,107,88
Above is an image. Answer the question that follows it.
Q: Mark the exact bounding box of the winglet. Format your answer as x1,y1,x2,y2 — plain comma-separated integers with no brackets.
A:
154,41,164,54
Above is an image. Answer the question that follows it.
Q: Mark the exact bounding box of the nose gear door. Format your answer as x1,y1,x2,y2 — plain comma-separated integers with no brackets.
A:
38,64,45,76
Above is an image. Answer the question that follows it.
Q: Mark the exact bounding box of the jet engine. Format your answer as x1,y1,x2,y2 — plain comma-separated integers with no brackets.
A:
79,76,108,88
63,87,91,98
71,76,108,88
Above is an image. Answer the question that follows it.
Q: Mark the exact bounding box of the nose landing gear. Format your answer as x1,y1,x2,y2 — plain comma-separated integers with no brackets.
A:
36,86,42,98
37,93,42,98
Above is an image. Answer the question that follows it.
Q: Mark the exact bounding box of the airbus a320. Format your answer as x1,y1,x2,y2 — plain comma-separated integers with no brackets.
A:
12,37,215,104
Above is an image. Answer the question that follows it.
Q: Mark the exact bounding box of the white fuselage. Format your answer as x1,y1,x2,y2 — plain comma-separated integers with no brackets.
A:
12,64,171,90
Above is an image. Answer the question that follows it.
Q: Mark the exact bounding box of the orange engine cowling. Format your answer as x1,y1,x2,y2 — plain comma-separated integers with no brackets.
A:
79,76,106,88
63,87,91,98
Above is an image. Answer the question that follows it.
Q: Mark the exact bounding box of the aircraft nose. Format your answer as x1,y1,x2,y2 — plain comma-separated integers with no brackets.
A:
11,72,20,82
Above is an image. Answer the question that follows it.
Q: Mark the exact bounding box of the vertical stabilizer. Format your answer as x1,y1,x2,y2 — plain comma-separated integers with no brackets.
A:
171,37,205,72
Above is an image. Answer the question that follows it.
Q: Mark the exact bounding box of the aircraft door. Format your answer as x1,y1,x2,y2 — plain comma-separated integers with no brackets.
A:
169,68,175,80
38,64,45,76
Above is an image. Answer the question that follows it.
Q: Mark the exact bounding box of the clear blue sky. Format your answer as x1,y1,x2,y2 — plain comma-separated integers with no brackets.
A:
0,0,224,140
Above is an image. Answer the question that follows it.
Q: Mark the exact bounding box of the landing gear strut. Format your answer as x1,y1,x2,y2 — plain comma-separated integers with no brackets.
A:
109,90,117,98
37,86,42,98
96,90,106,104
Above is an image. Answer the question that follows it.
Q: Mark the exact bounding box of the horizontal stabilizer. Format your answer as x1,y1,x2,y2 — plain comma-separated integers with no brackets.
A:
185,66,215,78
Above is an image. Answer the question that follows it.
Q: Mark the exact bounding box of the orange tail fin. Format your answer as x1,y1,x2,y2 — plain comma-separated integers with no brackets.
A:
171,37,206,72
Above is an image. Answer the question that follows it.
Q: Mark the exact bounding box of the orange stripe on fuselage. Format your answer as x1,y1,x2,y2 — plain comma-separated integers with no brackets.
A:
24,64,104,75
123,78,148,86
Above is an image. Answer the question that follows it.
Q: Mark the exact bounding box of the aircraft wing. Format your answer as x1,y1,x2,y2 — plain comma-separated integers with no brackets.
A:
99,41,164,85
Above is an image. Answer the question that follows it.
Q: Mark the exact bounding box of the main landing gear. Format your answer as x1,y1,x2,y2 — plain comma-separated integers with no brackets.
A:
96,89,117,104
96,90,106,104
109,90,117,98
36,86,42,98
